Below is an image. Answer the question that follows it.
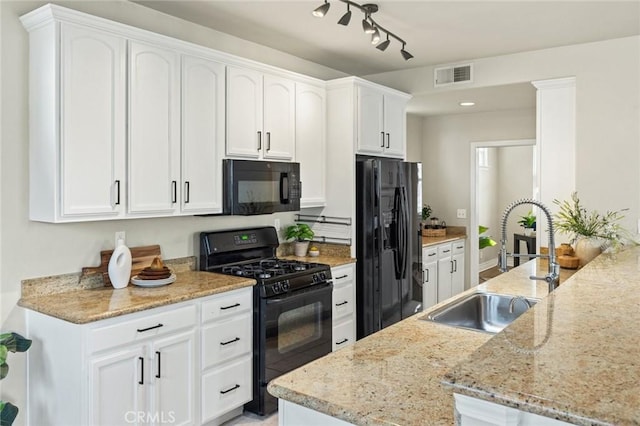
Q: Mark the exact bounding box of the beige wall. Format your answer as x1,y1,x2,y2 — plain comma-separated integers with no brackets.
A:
366,36,640,237
405,114,423,163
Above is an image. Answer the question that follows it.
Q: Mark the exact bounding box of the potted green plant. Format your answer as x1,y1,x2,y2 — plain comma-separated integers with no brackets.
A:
0,332,32,425
479,225,497,250
517,210,536,236
285,223,315,257
553,191,631,266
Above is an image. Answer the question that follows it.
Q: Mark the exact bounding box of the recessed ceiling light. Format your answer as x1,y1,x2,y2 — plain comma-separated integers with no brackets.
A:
459,101,475,107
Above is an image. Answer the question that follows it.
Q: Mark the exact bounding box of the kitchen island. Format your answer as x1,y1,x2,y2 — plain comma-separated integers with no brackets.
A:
268,247,639,425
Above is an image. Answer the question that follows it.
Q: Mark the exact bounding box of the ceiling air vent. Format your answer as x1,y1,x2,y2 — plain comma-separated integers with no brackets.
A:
434,64,473,87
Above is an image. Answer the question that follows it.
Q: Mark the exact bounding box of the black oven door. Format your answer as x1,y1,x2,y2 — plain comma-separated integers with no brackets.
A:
250,281,332,415
223,159,301,215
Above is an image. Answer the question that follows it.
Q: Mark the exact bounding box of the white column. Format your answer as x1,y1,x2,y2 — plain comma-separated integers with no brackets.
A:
531,77,576,245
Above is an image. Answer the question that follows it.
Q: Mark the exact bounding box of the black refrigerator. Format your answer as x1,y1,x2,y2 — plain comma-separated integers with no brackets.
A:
356,156,423,339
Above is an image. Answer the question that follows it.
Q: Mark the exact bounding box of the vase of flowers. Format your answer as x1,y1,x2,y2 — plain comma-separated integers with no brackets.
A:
553,191,630,267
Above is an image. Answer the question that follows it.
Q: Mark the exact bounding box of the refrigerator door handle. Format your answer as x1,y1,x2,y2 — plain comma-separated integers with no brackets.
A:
393,187,402,278
399,186,409,279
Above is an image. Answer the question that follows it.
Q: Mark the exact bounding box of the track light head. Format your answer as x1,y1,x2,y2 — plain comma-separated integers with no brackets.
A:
400,44,413,60
376,37,390,51
371,27,381,44
362,17,375,34
312,1,330,18
338,5,351,25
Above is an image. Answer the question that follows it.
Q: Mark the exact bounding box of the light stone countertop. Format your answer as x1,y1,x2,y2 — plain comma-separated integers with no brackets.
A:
422,234,466,247
282,254,356,268
18,270,255,324
266,248,640,426
444,247,640,425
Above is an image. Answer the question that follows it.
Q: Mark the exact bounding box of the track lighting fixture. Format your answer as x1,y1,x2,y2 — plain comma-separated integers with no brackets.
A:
337,4,351,25
312,0,413,60
312,0,330,18
370,27,380,44
376,35,390,51
400,43,413,60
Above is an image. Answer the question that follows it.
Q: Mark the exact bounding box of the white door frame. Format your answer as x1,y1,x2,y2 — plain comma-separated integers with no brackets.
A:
469,139,537,287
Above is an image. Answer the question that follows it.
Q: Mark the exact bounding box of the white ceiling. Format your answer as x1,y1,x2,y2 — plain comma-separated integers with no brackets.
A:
133,0,639,116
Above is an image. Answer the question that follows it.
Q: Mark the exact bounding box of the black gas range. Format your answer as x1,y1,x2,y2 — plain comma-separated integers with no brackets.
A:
200,227,333,416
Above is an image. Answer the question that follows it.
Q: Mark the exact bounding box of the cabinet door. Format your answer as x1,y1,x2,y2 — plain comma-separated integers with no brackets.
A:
60,23,126,218
263,74,295,160
382,94,406,158
90,346,147,426
357,85,385,155
452,252,465,297
128,41,180,215
423,247,438,309
226,66,263,158
151,330,197,426
181,55,225,214
296,83,326,207
437,256,453,302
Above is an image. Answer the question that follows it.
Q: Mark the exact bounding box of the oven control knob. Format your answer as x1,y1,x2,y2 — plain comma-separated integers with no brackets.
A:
273,283,282,293
313,274,319,282
282,281,290,291
319,272,327,281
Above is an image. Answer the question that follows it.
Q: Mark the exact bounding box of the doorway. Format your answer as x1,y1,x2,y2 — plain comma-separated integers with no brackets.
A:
469,139,536,287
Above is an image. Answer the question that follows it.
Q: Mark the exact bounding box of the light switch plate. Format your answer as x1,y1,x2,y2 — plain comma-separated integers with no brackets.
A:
457,209,467,219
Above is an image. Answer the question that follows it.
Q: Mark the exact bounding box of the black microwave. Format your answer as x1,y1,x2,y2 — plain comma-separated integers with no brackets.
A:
223,159,301,215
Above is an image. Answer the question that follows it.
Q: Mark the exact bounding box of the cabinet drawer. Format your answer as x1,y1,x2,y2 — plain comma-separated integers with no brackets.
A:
201,355,252,423
332,319,354,351
453,240,465,254
331,263,354,285
438,243,453,258
88,304,196,354
201,312,252,369
201,287,252,324
332,283,354,321
423,246,437,260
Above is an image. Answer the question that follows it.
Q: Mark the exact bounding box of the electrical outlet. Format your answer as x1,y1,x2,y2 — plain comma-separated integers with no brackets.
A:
115,231,126,247
457,209,467,219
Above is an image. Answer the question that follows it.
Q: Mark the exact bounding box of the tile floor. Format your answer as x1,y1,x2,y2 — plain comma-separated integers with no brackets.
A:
222,412,278,426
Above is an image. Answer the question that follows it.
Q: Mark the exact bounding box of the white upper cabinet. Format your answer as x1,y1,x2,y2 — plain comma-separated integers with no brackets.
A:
356,84,409,158
296,83,326,207
181,55,226,214
128,41,181,216
226,66,263,159
226,66,295,161
263,74,296,160
27,20,127,222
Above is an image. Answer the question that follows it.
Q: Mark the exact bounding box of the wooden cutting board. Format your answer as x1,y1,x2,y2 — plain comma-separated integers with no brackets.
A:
82,245,162,286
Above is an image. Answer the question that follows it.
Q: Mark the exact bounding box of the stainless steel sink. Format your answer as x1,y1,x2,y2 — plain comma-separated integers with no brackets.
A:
423,292,539,334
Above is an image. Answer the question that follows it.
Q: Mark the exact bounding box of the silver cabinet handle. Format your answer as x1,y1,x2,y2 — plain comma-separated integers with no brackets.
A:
386,133,390,148
257,131,262,150
380,131,385,147
266,132,271,151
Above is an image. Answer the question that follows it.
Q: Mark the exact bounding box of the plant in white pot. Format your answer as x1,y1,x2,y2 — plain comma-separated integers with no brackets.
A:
553,192,632,267
285,224,315,257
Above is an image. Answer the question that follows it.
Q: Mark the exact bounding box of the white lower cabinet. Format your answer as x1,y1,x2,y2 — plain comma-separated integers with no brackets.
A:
331,263,356,351
422,246,438,309
26,287,253,426
200,289,253,424
423,239,466,304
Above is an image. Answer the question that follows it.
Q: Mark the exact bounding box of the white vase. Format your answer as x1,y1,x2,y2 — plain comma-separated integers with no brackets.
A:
108,239,132,289
574,238,602,267
294,241,310,257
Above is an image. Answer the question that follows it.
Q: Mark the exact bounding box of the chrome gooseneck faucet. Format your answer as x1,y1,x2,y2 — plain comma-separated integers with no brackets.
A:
498,199,560,293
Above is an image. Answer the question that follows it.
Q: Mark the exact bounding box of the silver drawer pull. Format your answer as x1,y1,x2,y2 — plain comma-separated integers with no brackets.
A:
220,337,240,346
336,338,348,345
335,301,348,307
428,253,436,257
220,303,240,310
220,384,240,394
137,323,163,333
335,275,348,280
